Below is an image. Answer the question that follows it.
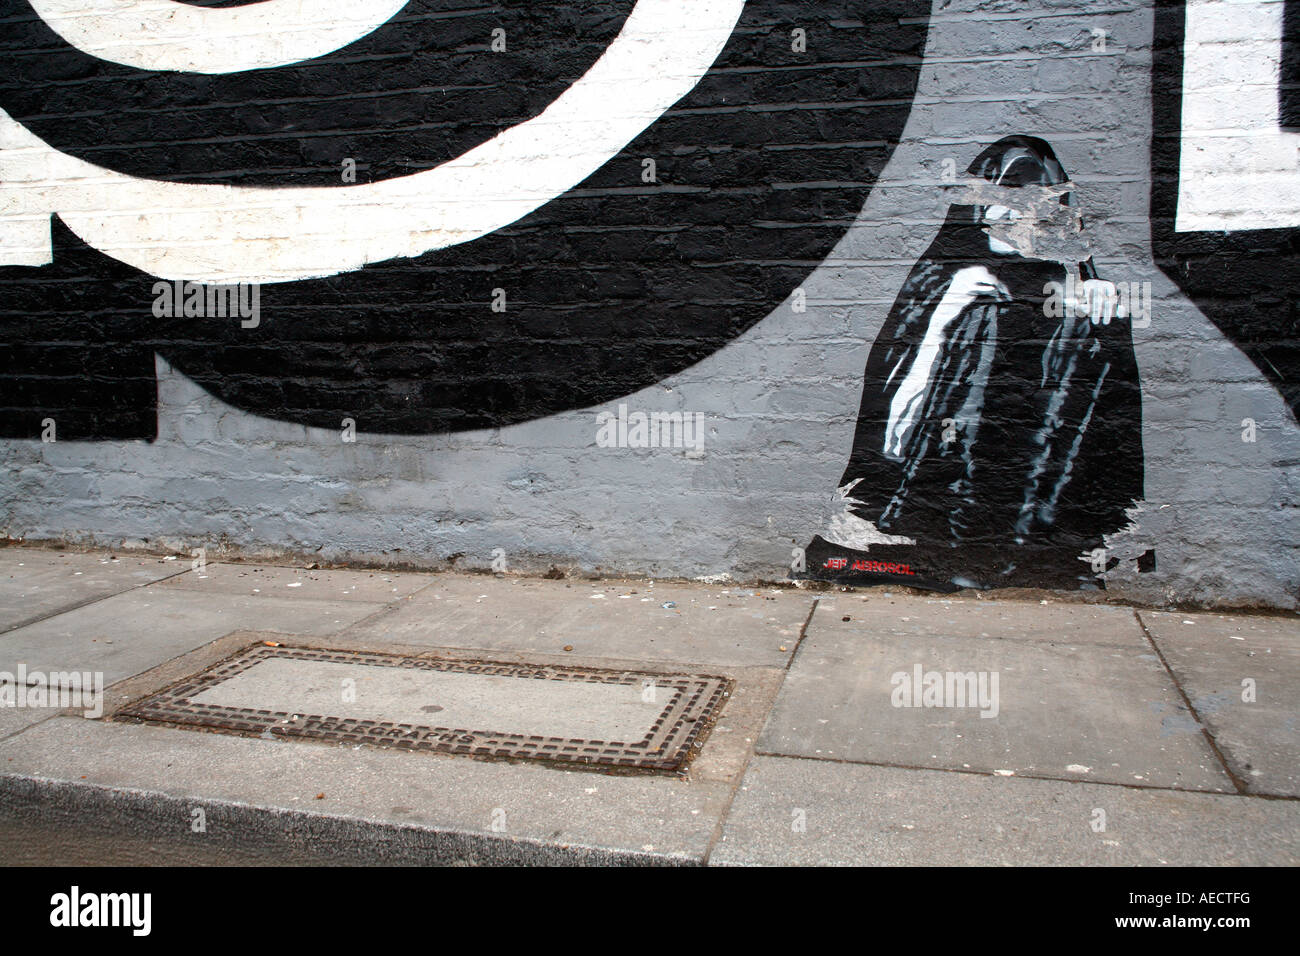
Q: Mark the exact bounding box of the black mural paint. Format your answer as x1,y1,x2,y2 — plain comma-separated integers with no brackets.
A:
1151,0,1299,419
0,225,159,441
802,136,1145,591
0,1,930,440
0,0,636,186
1283,0,1299,129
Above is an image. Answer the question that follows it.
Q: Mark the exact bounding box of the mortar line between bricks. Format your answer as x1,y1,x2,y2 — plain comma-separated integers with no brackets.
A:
700,597,820,866
0,564,196,637
748,751,1300,800
1132,608,1251,796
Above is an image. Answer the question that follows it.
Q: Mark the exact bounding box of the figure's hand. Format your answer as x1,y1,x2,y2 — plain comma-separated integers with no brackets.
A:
1072,278,1118,325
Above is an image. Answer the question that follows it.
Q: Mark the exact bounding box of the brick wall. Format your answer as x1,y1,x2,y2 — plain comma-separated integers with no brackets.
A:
1,0,1296,608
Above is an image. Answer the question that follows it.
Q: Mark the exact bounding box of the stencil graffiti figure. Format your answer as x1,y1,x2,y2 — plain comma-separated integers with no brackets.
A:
804,136,1145,590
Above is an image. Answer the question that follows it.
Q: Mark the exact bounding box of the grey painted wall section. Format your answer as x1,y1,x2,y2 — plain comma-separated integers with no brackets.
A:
2,0,1297,608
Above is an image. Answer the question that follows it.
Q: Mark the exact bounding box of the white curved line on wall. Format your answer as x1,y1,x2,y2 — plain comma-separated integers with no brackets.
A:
26,0,410,74
0,0,744,286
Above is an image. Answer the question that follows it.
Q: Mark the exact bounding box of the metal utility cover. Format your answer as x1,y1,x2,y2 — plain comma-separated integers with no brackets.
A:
118,645,732,772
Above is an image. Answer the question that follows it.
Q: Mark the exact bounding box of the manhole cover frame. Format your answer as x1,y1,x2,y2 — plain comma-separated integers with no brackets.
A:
117,644,733,772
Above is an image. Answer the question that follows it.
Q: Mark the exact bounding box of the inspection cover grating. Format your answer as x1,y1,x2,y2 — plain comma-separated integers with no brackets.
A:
117,645,732,772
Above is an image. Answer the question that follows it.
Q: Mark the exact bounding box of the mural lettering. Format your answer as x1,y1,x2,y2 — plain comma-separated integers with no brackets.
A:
0,0,930,439
1152,0,1300,416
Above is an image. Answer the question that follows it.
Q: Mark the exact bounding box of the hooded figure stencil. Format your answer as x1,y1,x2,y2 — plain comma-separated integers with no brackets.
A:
805,135,1145,590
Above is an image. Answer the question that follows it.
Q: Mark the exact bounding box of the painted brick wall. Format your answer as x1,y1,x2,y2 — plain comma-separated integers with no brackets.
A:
1,0,1297,608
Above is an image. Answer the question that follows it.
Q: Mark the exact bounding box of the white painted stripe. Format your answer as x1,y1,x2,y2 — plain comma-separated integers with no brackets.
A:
1177,0,1300,231
0,0,744,285
27,0,409,74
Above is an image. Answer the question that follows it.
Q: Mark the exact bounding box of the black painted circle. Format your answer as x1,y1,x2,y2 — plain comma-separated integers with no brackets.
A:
0,0,930,438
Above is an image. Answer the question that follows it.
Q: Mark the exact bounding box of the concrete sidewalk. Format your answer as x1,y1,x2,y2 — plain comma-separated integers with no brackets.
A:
0,544,1295,866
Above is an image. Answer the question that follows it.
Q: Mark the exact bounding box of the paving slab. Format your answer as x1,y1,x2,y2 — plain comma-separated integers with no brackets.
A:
1141,610,1300,797
0,588,386,689
758,602,1233,791
0,549,183,633
156,562,436,603
711,756,1300,866
0,717,733,865
814,592,1148,647
342,575,811,668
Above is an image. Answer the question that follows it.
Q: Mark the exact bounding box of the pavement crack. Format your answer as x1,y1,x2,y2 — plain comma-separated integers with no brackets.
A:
1132,608,1251,796
784,597,819,672
701,597,819,865
751,750,1293,798
0,563,195,637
